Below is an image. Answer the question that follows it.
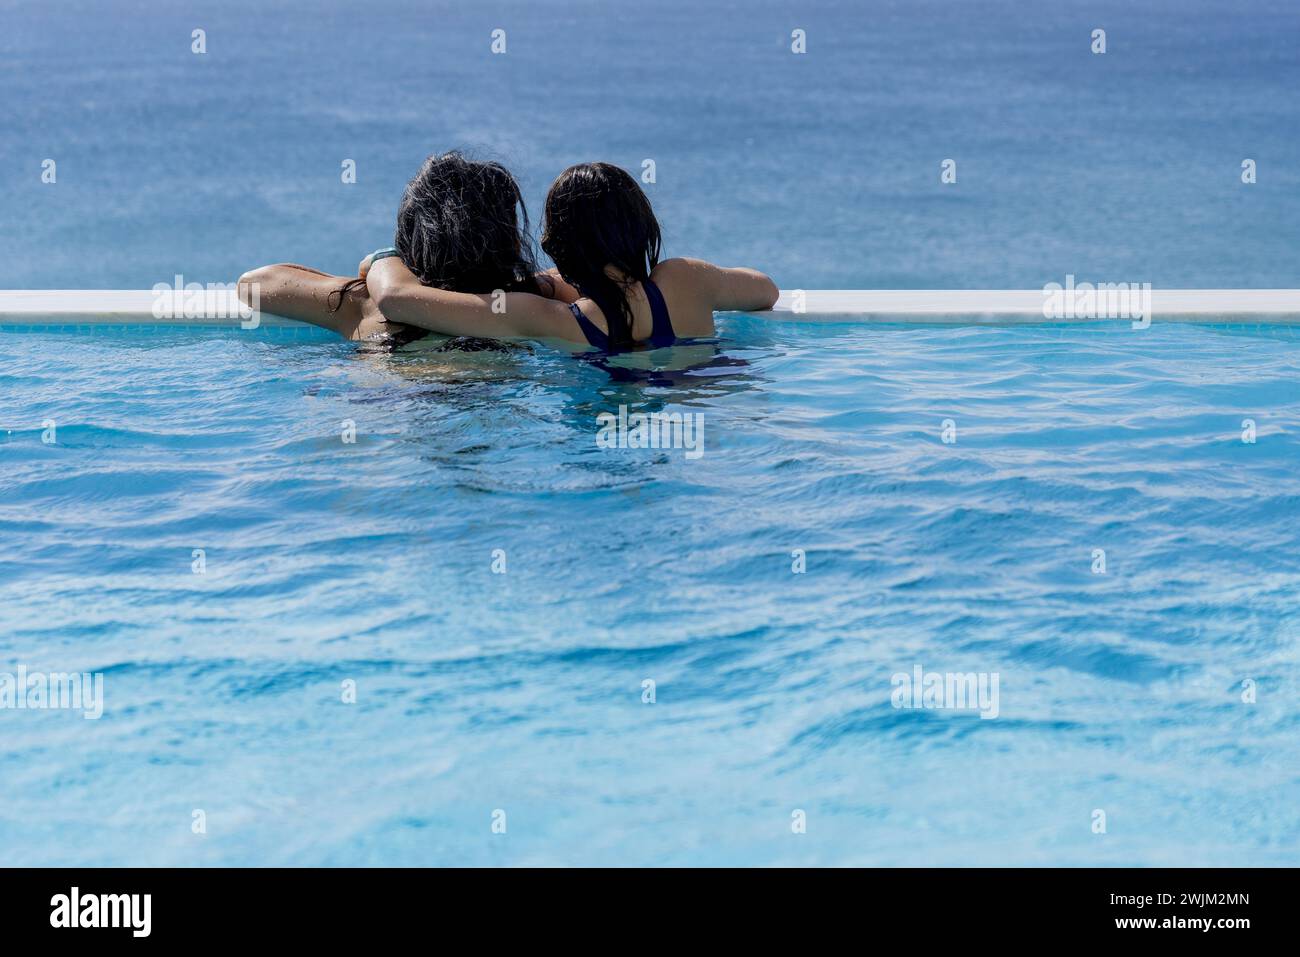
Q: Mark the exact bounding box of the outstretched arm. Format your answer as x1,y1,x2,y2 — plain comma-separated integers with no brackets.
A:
653,258,779,312
713,266,780,312
365,256,580,341
237,263,381,340
695,260,779,312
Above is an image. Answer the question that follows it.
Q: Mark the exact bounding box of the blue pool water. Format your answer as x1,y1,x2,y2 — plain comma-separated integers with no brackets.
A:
2,318,1298,865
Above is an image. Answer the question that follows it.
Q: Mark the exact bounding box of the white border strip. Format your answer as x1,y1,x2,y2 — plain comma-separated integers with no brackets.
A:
768,289,1300,323
0,290,297,326
2,289,1300,325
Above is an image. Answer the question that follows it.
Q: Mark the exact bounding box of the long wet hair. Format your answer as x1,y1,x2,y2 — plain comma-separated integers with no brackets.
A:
333,151,542,309
541,162,662,351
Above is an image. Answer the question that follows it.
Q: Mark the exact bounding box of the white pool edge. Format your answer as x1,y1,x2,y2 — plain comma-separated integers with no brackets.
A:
3,289,1300,325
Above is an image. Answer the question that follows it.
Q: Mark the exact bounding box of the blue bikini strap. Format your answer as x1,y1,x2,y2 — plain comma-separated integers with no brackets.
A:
642,279,675,344
568,301,609,350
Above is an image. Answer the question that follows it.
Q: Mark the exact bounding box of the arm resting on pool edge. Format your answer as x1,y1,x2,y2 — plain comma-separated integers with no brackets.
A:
237,263,383,339
717,266,780,312
365,256,579,341
658,258,778,312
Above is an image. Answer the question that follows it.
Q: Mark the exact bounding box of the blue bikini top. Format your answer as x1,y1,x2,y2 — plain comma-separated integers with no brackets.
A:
568,279,676,351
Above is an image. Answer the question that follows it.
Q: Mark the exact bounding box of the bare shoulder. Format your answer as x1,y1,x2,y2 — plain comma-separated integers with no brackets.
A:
642,259,713,336
650,257,779,317
506,290,590,343
650,257,716,284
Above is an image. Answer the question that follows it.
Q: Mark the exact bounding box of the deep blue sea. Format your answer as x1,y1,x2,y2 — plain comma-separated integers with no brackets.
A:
3,0,1299,288
2,0,1299,865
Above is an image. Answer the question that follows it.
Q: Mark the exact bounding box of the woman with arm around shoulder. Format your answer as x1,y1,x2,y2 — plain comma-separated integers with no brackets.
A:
367,161,778,350
235,151,557,343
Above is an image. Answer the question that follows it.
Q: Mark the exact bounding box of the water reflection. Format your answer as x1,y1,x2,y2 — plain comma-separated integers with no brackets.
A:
351,333,768,413
331,333,772,493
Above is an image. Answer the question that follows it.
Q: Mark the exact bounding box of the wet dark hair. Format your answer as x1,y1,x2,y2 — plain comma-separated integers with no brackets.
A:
541,162,662,351
333,151,542,309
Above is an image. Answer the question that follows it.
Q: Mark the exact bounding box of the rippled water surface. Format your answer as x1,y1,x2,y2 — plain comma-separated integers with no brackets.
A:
2,318,1297,865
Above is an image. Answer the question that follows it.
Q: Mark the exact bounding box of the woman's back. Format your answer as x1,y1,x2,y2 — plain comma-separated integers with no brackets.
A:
564,257,778,348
